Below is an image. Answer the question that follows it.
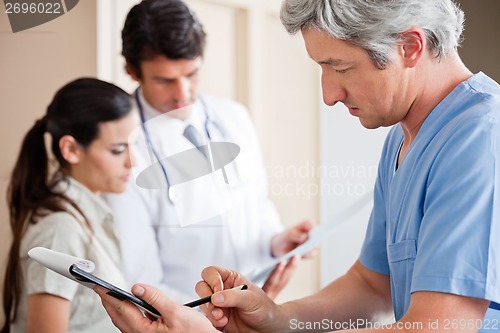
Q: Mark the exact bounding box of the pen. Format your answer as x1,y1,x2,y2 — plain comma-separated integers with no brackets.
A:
183,284,248,308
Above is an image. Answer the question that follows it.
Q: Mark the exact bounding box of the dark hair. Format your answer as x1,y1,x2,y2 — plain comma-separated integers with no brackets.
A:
122,0,207,77
1,78,132,332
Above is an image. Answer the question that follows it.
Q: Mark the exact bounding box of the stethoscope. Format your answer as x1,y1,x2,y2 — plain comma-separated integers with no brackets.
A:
134,89,234,204
134,89,246,271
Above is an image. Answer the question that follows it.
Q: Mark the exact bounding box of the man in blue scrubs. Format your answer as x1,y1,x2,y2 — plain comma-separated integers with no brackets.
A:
95,0,500,331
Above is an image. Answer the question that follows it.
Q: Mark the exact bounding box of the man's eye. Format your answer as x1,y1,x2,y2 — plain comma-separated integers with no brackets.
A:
155,79,174,85
187,71,199,78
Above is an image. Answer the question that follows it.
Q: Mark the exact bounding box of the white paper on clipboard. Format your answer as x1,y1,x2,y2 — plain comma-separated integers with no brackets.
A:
246,191,373,283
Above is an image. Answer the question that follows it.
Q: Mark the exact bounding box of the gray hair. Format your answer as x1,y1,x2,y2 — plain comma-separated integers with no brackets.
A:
280,0,465,69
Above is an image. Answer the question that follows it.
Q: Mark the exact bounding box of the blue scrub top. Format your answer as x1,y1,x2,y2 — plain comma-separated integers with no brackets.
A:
359,72,500,329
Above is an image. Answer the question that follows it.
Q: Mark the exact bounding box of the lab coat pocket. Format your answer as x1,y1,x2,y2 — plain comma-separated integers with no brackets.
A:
387,239,417,319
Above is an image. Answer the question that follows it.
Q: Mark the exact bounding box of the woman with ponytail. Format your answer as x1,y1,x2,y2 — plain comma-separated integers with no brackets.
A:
1,78,138,333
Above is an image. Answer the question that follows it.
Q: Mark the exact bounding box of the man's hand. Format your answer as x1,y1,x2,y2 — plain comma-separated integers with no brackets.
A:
261,255,300,299
195,266,289,333
94,284,216,333
261,220,317,299
271,220,316,258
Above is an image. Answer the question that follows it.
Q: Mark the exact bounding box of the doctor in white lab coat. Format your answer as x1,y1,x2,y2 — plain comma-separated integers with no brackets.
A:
103,0,314,303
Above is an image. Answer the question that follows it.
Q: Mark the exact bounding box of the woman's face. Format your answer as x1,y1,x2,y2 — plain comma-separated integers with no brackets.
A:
68,111,139,193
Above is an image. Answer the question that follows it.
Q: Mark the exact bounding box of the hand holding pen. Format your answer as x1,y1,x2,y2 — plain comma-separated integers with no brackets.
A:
184,284,248,307
94,281,250,333
196,266,286,333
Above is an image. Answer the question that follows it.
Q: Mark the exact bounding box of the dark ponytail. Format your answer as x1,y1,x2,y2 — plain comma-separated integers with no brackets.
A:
1,78,132,332
9,116,50,230
2,117,49,332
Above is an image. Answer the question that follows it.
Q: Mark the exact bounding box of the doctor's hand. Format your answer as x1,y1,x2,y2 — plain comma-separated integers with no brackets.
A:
270,220,317,258
196,266,288,333
263,220,317,299
94,284,217,333
261,255,300,299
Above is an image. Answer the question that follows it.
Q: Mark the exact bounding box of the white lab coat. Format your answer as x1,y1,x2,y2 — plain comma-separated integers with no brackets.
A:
103,91,283,303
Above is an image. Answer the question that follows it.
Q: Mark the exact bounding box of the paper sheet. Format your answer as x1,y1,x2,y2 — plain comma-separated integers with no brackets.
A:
246,191,373,283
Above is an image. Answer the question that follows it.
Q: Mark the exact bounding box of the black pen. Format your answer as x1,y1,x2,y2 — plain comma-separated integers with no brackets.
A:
183,284,248,308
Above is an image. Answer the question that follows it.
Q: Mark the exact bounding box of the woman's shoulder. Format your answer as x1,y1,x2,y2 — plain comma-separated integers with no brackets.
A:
22,211,91,256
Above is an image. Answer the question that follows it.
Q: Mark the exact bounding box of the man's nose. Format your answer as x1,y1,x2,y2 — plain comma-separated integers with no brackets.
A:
321,72,346,106
172,77,191,102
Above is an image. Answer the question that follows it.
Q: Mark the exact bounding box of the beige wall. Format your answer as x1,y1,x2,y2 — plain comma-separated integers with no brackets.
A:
457,0,500,82
0,0,97,325
258,12,320,303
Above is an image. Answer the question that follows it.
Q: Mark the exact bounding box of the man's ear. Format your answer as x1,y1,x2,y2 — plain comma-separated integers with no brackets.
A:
399,27,426,68
125,61,141,82
59,135,82,164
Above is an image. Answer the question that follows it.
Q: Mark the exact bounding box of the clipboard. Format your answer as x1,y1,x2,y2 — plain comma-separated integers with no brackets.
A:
28,247,160,318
